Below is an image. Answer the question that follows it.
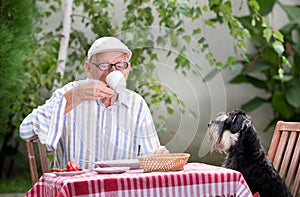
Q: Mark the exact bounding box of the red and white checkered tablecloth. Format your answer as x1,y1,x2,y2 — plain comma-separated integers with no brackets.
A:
26,163,253,197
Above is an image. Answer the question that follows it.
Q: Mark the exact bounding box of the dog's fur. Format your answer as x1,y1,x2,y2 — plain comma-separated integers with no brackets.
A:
207,109,292,197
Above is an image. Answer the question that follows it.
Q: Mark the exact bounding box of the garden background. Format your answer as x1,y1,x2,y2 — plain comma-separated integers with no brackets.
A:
0,0,299,194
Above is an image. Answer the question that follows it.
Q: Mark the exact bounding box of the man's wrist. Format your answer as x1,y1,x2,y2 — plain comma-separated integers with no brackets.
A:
64,89,75,114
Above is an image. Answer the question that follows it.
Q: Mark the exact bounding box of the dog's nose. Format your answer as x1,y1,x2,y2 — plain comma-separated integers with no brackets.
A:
208,122,212,127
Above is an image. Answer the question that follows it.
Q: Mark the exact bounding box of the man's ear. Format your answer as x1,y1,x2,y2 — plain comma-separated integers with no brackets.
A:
84,61,92,78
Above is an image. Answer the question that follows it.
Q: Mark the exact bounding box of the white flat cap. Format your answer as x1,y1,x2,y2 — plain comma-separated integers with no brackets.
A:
87,37,132,61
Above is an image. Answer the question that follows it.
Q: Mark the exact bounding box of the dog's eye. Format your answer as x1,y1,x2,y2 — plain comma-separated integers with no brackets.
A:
224,118,232,126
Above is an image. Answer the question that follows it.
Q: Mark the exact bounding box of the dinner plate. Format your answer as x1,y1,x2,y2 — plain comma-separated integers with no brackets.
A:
94,167,130,174
53,170,87,176
94,159,140,169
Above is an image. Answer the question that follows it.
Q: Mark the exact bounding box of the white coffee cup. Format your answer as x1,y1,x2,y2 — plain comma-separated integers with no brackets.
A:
106,71,126,93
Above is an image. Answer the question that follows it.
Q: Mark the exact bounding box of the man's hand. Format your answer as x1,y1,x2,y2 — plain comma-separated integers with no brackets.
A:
64,80,114,113
74,80,114,101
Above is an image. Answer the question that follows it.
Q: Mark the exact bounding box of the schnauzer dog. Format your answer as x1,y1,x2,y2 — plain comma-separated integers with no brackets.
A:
207,109,292,197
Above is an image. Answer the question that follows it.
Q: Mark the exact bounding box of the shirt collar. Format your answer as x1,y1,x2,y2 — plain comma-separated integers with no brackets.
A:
117,89,131,108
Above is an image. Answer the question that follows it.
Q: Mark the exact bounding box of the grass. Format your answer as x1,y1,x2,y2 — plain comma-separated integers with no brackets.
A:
0,176,32,193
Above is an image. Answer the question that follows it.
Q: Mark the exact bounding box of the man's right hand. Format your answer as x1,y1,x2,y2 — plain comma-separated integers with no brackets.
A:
64,80,114,113
73,80,114,101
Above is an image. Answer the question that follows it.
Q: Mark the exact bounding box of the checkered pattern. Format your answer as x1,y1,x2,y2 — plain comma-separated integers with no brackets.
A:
26,163,253,197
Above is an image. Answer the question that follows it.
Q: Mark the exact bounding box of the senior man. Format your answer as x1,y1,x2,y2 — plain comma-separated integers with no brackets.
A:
20,36,168,169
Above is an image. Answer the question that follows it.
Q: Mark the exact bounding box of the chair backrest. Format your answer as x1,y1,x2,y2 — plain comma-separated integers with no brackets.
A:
26,137,50,184
267,121,300,197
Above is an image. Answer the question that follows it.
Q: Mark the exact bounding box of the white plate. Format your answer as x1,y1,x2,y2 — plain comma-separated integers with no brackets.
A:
94,167,130,174
95,159,140,169
53,170,86,176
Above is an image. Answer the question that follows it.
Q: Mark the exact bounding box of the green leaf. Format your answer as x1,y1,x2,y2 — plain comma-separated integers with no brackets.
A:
170,30,177,47
230,74,269,90
261,16,268,27
273,75,293,82
278,2,300,21
262,47,278,65
241,97,268,112
286,87,300,108
183,35,191,43
251,18,256,26
263,28,272,43
256,0,276,16
237,40,247,50
272,90,294,119
203,67,219,81
226,56,235,67
152,99,161,104
278,68,284,79
165,96,172,104
167,105,174,114
204,19,215,28
156,36,166,45
202,5,209,12
248,0,260,12
282,56,292,68
241,60,272,73
272,41,284,55
230,74,248,83
280,20,300,35
221,1,232,15
273,30,284,42
192,28,202,35
198,37,205,44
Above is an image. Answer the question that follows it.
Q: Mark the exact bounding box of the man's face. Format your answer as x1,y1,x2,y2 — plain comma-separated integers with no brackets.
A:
85,51,130,82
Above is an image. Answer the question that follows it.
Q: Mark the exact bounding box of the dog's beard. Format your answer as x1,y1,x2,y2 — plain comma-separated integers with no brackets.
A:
214,130,239,153
208,114,240,153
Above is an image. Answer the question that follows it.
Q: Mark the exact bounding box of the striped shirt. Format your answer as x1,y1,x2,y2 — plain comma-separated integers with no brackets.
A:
20,78,161,169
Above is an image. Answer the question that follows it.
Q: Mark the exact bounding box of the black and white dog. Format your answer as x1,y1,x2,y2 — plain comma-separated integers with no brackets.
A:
207,109,292,197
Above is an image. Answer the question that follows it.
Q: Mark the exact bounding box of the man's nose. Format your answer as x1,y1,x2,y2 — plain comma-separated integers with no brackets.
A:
108,64,117,71
111,65,117,71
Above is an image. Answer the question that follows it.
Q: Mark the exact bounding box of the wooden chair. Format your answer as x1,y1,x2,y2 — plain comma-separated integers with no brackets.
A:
267,121,300,197
26,137,50,184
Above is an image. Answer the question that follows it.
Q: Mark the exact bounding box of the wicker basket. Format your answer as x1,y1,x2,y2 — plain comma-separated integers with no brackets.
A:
137,153,190,172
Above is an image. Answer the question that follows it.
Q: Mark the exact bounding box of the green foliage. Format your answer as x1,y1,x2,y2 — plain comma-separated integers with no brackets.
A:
0,0,41,178
0,175,32,193
229,2,300,127
0,0,36,137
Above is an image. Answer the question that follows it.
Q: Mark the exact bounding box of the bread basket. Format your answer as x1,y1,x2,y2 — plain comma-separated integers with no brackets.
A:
137,153,190,172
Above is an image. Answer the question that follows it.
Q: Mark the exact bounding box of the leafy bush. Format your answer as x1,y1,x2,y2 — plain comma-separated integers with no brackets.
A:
229,2,300,128
0,0,40,178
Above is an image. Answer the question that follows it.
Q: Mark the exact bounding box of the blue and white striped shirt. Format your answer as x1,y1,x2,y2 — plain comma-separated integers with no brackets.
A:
20,79,161,169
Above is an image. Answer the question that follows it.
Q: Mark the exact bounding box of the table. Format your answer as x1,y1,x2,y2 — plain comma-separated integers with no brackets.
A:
26,163,253,197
